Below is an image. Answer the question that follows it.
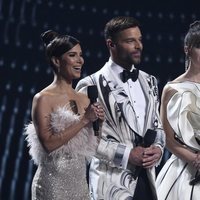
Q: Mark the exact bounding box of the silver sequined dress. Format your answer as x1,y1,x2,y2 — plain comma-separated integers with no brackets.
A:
24,106,98,200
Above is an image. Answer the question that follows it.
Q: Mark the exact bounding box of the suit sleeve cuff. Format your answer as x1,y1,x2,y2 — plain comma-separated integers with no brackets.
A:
113,144,132,169
121,146,132,169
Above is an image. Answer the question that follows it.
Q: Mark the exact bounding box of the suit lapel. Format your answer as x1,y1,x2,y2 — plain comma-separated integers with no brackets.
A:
97,62,156,137
100,63,141,135
138,73,155,133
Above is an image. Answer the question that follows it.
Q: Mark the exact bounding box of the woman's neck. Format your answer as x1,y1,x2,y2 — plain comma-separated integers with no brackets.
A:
51,76,74,93
185,65,200,80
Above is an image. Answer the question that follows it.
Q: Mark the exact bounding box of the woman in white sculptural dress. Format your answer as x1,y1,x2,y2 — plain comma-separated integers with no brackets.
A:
156,21,200,200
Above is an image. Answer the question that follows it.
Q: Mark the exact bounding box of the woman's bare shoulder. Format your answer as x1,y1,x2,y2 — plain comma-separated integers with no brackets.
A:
161,83,178,105
32,87,58,110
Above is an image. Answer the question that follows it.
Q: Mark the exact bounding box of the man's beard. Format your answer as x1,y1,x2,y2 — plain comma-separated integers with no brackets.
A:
127,54,142,66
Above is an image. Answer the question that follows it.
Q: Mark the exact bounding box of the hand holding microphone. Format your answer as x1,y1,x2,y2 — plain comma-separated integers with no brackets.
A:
84,85,104,136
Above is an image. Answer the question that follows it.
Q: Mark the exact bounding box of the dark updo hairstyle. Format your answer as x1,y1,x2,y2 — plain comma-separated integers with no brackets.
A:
184,21,200,70
184,20,200,49
104,16,140,42
41,30,80,73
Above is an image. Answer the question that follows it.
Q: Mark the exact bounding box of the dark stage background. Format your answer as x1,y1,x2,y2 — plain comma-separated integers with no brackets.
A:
0,0,200,199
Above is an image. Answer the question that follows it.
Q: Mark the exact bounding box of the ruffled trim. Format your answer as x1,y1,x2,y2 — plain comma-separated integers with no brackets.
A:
167,82,200,151
24,106,98,165
24,122,44,165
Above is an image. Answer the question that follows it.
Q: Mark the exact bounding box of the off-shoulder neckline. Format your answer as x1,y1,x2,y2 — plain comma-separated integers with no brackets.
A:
168,80,200,85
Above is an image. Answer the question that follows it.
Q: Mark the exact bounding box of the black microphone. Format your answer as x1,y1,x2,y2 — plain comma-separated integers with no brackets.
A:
87,85,99,136
189,174,200,185
133,129,157,179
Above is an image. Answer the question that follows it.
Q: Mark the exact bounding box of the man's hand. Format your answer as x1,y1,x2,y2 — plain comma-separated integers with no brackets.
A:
129,145,162,168
129,146,145,166
142,145,162,168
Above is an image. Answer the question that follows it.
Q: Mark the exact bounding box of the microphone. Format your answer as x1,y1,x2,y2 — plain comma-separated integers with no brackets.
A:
189,174,200,185
87,85,99,136
133,129,157,179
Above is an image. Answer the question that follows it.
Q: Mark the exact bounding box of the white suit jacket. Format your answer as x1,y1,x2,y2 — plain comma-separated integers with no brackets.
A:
76,59,165,200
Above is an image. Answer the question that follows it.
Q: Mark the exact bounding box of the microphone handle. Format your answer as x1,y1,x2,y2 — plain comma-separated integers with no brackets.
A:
93,119,99,136
90,99,99,136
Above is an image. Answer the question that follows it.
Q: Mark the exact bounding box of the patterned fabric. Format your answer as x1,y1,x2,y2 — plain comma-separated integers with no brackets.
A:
76,60,165,200
156,81,200,200
24,106,97,200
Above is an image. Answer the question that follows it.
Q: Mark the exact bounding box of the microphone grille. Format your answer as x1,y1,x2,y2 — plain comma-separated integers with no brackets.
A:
87,85,98,101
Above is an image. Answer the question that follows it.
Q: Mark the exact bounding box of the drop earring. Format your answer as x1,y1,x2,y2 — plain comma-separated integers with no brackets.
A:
185,56,191,71
57,67,60,74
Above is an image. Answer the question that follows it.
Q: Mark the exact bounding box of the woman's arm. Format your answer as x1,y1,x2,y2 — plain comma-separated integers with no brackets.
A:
32,93,99,153
160,85,197,165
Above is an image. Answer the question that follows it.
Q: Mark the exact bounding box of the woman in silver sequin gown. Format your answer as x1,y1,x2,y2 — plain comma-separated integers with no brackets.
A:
24,30,104,200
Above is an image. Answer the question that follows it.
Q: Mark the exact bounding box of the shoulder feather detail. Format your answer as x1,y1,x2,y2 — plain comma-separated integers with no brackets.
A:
24,122,45,165
24,106,98,165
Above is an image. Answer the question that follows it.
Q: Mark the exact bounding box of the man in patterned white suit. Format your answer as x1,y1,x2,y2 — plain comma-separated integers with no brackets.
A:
76,16,165,200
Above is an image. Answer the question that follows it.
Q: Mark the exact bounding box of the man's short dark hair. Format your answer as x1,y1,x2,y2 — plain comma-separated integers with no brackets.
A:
104,16,141,41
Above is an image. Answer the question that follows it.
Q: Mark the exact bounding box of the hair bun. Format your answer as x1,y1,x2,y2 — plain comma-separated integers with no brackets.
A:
41,30,59,46
189,20,200,30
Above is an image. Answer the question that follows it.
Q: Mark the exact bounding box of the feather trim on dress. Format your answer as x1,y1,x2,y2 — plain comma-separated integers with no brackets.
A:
24,106,98,165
